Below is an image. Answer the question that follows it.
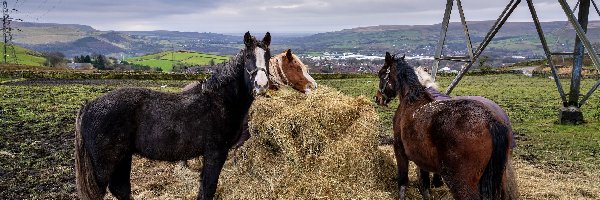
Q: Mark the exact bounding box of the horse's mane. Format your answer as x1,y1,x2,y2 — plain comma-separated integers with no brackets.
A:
415,66,439,90
395,58,430,103
204,50,245,91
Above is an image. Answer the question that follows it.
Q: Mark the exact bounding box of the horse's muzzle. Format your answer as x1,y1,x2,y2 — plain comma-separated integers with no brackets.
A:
374,91,388,106
254,86,268,96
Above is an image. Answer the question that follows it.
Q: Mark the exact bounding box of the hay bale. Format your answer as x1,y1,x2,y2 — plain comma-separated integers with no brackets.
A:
217,86,397,199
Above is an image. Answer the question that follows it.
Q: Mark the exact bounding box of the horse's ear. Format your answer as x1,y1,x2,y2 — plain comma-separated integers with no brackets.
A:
385,52,393,64
286,49,293,61
401,54,406,60
244,31,253,47
262,32,271,47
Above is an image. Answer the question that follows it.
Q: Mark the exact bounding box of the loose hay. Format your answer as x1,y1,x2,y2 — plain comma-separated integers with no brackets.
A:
217,86,397,199
104,85,600,200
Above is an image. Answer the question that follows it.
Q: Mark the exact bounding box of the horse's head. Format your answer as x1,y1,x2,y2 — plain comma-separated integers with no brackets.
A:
375,52,398,106
414,66,438,90
242,31,271,96
271,49,318,93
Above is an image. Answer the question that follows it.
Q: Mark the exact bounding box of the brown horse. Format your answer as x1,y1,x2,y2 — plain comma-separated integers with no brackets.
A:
75,32,272,200
375,52,517,199
268,49,317,93
184,49,317,94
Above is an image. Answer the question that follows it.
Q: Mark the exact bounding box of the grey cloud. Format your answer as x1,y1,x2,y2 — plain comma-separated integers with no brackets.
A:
10,0,590,33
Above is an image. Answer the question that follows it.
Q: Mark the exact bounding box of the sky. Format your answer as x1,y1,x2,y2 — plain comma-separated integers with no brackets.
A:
11,0,600,33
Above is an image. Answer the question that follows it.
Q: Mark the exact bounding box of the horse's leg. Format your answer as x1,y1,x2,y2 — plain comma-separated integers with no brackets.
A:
108,154,133,200
393,143,409,200
431,173,444,188
417,168,431,200
198,151,227,200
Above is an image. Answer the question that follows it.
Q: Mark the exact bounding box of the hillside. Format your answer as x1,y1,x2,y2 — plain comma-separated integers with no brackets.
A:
288,21,600,57
12,22,242,58
126,51,230,71
11,21,600,61
0,43,46,66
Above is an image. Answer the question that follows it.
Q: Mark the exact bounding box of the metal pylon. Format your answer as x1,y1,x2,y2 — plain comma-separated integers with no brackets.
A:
431,0,600,123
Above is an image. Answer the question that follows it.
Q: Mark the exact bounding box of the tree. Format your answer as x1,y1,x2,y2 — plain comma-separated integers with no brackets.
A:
84,55,92,63
209,59,215,66
43,52,67,68
91,54,110,70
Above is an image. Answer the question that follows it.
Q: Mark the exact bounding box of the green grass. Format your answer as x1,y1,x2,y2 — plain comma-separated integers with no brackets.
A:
0,74,598,198
0,43,46,66
0,80,188,198
126,51,230,72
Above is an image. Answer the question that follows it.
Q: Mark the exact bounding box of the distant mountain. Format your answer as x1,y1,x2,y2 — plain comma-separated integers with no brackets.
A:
9,21,600,60
12,22,242,58
287,21,600,58
13,22,96,32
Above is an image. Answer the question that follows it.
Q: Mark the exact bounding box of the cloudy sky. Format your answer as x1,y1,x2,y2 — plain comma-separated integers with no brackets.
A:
11,0,600,33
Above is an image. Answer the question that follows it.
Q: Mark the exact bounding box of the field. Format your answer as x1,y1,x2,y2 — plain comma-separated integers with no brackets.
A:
0,74,599,199
0,43,46,67
126,51,230,71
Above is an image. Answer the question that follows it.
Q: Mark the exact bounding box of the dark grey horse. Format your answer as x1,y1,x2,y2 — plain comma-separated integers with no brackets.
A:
75,32,272,200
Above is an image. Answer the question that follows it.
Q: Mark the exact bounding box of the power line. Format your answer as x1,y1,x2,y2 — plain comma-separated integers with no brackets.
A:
2,0,22,64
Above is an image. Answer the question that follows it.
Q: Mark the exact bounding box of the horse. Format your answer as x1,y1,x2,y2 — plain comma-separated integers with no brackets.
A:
75,32,272,200
179,49,318,167
374,52,517,200
268,49,317,93
182,49,317,148
183,49,317,94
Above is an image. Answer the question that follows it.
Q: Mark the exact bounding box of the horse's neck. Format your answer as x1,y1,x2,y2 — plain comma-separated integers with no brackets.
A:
202,53,254,111
401,94,431,110
426,87,451,100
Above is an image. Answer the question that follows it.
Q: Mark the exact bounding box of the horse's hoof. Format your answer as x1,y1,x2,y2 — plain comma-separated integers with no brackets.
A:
399,186,406,200
420,189,431,200
432,177,444,188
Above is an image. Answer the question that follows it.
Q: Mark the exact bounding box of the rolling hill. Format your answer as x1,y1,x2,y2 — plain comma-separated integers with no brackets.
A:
287,21,600,58
0,43,46,66
126,51,230,72
11,21,600,61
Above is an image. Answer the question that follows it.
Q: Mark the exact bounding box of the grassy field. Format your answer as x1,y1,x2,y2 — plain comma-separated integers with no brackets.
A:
0,74,599,198
126,51,229,71
0,43,46,66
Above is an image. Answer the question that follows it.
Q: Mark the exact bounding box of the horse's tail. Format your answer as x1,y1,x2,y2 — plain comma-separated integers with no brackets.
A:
75,104,104,199
503,156,519,199
479,119,509,199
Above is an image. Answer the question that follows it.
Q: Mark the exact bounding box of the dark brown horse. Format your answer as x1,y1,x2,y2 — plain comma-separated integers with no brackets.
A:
182,49,317,149
375,52,517,199
75,32,272,200
179,49,318,168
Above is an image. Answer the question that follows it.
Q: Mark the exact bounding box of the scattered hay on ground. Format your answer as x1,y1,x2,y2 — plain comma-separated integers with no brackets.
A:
104,86,600,200
217,86,397,199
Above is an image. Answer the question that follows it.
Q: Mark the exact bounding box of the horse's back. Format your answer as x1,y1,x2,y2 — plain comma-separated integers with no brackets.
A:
80,88,150,137
416,99,496,149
